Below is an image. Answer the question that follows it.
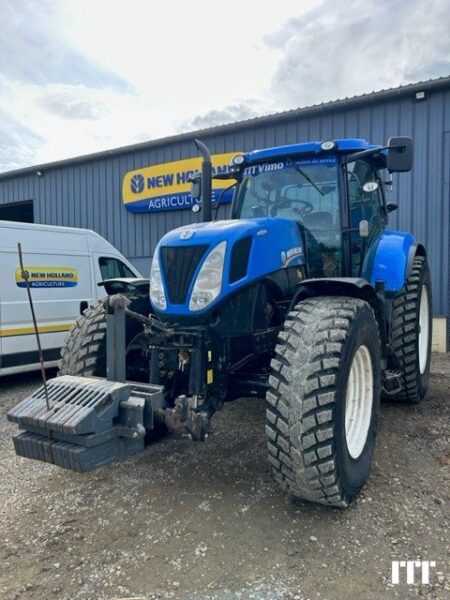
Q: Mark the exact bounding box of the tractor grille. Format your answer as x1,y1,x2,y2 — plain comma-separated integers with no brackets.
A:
160,245,209,304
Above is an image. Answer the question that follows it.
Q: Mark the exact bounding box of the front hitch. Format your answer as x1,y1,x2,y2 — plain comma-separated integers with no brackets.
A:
157,395,210,441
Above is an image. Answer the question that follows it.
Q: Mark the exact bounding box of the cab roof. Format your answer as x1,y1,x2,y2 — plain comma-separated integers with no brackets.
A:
244,139,379,164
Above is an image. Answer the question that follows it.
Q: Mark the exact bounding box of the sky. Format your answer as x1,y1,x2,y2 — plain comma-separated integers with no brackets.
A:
1,0,449,172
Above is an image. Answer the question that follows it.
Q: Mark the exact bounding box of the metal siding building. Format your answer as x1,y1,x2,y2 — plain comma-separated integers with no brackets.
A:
1,77,449,343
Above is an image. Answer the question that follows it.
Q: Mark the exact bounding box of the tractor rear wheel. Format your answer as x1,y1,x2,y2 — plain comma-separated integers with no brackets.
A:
389,255,432,403
266,296,381,507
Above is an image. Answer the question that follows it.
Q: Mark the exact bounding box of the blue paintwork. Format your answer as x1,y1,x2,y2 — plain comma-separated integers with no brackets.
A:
245,139,379,164
153,218,304,315
150,138,419,316
370,230,416,291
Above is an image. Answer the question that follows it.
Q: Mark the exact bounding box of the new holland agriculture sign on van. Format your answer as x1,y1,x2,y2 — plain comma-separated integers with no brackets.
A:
122,153,238,214
15,266,79,288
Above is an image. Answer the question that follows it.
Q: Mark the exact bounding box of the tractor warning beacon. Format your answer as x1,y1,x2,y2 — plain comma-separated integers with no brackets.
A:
8,136,432,508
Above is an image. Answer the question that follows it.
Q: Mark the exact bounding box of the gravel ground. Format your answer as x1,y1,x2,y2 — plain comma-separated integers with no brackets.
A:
1,355,449,600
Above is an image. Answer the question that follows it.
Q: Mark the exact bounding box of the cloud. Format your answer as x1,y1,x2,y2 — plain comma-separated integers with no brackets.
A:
35,85,109,120
0,75,176,170
0,108,44,172
178,100,269,132
0,0,129,90
265,0,450,108
1,0,449,172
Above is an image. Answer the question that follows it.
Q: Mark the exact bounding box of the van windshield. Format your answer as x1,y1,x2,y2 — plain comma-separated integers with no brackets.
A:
235,157,342,277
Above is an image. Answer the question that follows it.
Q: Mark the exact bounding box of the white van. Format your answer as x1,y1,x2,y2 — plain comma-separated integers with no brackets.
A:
0,221,141,376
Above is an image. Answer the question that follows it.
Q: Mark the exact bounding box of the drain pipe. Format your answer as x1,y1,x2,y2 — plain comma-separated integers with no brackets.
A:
194,139,212,222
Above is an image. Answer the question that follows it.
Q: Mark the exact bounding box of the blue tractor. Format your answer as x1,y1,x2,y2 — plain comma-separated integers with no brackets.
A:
8,136,432,508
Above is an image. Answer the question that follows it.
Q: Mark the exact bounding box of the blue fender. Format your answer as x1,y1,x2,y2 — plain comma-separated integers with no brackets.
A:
370,230,416,292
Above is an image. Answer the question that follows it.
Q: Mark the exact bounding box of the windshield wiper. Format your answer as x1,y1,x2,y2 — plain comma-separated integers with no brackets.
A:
286,159,325,196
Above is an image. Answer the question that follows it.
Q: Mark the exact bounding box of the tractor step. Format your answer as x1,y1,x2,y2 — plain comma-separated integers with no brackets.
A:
382,369,403,396
8,375,164,472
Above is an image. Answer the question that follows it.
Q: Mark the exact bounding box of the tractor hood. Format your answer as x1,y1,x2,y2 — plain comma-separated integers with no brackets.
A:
151,218,304,315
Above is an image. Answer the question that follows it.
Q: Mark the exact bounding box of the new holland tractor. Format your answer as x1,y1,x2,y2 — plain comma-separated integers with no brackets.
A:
8,136,432,508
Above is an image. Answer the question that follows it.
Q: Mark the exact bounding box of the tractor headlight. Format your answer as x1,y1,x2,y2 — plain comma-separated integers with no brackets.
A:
189,241,227,312
149,253,167,310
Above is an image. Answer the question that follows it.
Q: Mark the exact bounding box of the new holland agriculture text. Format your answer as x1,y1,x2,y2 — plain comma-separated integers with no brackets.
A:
122,153,238,214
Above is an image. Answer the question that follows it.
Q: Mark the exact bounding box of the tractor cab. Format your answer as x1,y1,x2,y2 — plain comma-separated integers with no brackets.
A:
229,139,409,281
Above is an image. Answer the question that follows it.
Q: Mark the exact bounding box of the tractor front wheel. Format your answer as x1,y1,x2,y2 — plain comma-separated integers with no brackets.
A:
59,296,151,381
266,296,381,507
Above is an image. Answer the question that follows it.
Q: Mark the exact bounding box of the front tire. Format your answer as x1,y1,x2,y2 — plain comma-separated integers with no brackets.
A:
266,297,381,507
389,255,432,403
59,296,151,381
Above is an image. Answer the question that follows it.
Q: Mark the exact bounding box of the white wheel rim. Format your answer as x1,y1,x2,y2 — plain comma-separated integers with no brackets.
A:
345,345,374,460
419,285,430,374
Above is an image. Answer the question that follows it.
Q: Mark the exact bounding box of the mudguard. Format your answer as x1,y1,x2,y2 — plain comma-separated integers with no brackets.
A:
370,230,416,292
98,277,150,296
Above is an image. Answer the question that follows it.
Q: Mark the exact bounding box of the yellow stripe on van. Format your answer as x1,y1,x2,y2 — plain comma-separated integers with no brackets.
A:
0,324,74,338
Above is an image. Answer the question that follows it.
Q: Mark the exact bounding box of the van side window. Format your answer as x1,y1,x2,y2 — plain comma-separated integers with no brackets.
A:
99,257,135,280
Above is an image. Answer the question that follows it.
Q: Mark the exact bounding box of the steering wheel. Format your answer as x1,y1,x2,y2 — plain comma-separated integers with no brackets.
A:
296,199,314,216
287,198,314,218
271,198,314,218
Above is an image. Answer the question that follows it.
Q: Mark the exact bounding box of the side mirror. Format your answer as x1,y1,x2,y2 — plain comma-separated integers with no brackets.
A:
386,202,398,213
386,136,413,172
190,173,201,199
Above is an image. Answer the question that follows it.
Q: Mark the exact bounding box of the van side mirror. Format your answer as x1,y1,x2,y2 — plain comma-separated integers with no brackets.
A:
386,137,413,172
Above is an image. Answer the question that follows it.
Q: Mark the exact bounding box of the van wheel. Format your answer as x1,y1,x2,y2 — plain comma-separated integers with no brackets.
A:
266,297,381,507
59,297,150,381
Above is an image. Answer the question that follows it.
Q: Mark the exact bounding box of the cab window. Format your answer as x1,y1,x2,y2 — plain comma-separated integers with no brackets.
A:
99,257,135,280
235,159,342,277
347,159,383,276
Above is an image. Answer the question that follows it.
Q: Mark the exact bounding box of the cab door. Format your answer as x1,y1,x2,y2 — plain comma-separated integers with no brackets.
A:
346,159,385,279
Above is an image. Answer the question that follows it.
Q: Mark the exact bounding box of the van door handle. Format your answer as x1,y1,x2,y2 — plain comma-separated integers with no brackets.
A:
80,301,89,315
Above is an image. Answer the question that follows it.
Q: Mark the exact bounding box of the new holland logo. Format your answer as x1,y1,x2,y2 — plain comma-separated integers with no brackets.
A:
15,266,79,288
130,174,145,194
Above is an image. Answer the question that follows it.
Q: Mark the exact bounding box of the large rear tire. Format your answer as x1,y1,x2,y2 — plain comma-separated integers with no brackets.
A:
266,297,381,508
389,255,432,403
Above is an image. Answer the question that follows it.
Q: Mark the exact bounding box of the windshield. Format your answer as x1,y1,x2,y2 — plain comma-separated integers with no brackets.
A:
235,157,342,277
236,157,338,220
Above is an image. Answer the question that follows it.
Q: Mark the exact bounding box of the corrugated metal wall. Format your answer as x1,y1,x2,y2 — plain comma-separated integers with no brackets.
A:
1,86,449,318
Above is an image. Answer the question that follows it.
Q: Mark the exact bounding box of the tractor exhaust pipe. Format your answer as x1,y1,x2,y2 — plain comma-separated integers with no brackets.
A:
194,139,212,222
